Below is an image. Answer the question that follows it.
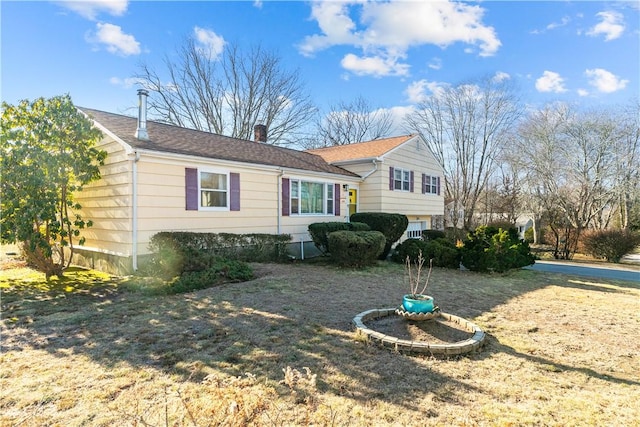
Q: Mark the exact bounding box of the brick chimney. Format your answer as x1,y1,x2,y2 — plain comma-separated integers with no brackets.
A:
135,89,149,141
254,124,267,143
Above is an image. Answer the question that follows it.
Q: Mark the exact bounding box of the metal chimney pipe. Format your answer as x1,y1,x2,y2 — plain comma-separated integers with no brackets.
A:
135,89,149,141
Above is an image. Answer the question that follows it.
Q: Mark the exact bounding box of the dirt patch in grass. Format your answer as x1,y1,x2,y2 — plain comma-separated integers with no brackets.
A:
366,315,474,344
1,260,639,426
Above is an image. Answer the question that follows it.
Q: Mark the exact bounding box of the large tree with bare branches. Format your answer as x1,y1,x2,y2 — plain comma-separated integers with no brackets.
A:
514,103,625,258
303,96,394,148
404,75,522,229
612,100,640,230
136,40,316,145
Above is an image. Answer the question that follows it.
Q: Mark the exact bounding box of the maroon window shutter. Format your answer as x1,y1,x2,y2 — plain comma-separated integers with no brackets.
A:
230,172,240,211
282,178,290,216
437,176,441,195
185,168,198,210
389,167,394,191
334,183,340,216
422,174,426,194
410,171,414,193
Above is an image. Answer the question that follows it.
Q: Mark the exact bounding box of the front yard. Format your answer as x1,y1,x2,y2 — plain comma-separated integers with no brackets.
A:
1,261,638,426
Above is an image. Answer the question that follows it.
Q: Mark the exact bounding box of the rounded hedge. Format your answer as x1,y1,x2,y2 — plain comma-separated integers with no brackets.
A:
328,230,386,268
391,237,461,269
349,212,408,260
308,221,371,254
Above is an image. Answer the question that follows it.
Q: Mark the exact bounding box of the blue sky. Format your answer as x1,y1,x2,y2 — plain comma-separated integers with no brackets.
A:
2,0,638,128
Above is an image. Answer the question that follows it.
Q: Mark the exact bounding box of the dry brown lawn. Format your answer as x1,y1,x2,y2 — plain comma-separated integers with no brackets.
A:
1,259,639,426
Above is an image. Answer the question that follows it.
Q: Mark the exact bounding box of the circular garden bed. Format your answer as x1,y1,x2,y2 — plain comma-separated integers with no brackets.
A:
353,308,486,355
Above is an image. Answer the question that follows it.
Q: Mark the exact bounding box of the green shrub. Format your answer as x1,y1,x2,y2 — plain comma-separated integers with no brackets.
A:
170,258,254,294
460,225,535,273
581,229,640,263
524,227,534,243
350,212,408,259
328,230,385,268
147,231,291,277
422,229,446,241
444,227,467,243
391,238,460,269
308,222,370,254
487,220,515,230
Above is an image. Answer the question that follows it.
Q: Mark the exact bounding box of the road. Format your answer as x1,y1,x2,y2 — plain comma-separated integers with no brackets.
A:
525,260,640,282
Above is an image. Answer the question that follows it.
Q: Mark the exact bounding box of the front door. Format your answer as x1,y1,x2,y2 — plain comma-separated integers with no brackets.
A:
348,189,357,217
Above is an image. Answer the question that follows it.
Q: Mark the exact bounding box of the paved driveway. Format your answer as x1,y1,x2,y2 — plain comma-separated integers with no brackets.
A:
525,260,640,282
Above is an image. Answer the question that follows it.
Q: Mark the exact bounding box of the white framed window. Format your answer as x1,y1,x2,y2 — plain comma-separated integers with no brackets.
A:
199,170,229,210
289,179,335,215
394,168,410,191
424,175,437,194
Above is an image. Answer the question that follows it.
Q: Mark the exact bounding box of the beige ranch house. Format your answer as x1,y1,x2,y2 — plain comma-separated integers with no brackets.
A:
75,94,444,273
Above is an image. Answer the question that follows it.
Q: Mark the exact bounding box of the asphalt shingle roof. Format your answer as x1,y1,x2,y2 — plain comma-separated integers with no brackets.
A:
306,134,416,163
79,108,359,178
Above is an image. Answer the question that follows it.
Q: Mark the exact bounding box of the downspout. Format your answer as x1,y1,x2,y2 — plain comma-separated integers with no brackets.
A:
132,151,140,271
276,168,284,234
361,159,379,180
132,89,148,271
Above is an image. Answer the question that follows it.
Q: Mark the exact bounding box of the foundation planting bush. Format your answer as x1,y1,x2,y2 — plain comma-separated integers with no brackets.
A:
581,228,640,263
391,238,461,269
327,230,385,268
460,225,535,273
308,222,370,254
147,231,291,278
350,212,409,259
169,258,254,293
422,229,446,241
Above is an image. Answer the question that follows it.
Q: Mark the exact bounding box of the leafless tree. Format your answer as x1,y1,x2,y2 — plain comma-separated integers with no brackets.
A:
515,103,574,256
611,99,640,229
473,134,529,228
302,96,394,149
404,75,522,229
135,40,316,145
515,103,622,258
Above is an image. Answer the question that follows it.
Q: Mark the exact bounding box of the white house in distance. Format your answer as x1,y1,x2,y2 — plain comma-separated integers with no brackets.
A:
74,91,444,273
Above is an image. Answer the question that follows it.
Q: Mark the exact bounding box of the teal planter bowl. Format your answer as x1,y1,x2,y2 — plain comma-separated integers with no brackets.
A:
402,294,435,313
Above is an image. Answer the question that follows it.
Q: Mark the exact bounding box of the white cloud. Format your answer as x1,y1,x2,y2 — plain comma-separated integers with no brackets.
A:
531,16,571,34
387,105,415,134
340,53,409,77
109,76,144,88
587,11,625,41
405,79,449,103
56,0,128,20
406,80,429,104
577,88,589,97
535,71,567,93
585,68,628,93
428,57,442,70
547,16,570,31
194,27,225,59
493,71,511,83
298,0,500,77
88,22,140,56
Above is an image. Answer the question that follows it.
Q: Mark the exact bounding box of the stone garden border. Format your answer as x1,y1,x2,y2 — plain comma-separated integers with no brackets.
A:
353,308,486,356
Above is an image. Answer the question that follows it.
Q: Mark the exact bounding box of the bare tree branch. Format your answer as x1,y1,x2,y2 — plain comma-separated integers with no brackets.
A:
135,40,316,145
404,75,522,229
305,96,394,148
